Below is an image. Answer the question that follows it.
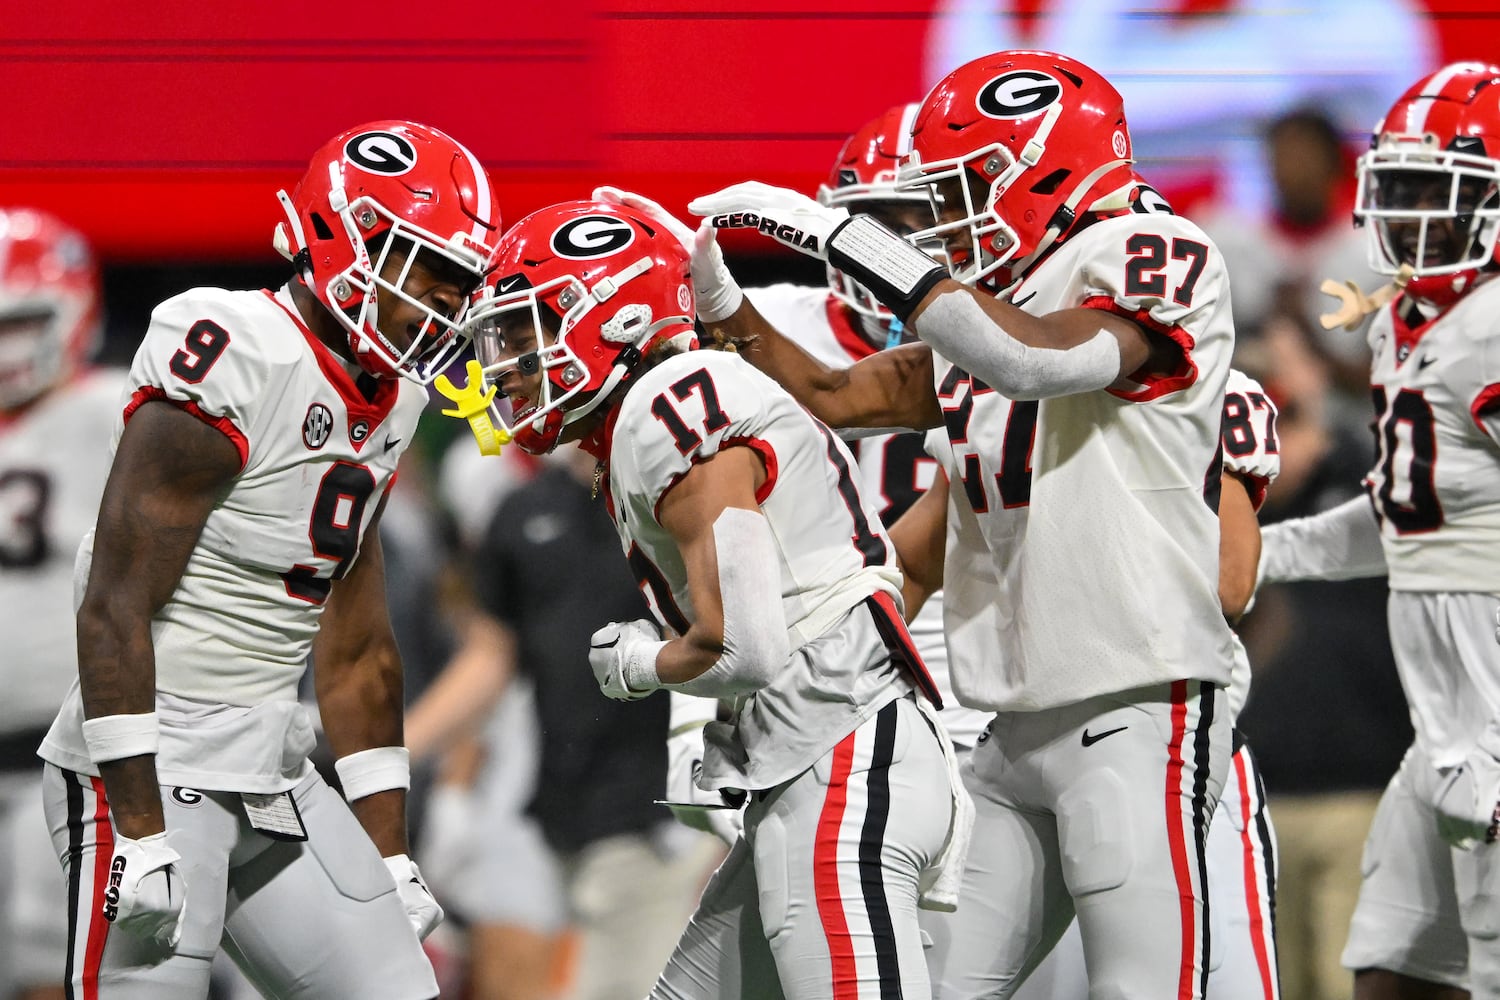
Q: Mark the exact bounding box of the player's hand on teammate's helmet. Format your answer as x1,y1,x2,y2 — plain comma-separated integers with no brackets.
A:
689,182,849,262
103,831,188,951
666,724,744,845
589,618,665,701
1434,728,1500,850
383,853,444,941
592,187,744,323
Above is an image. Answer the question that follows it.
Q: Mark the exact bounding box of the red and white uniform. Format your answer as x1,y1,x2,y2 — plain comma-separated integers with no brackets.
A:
923,212,1236,1000
606,348,964,1000
747,282,992,749
0,369,124,994
37,284,436,1000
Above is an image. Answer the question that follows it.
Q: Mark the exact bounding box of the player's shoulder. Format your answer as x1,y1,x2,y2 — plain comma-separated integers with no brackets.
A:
1073,210,1218,253
144,286,307,367
1444,277,1500,343
625,346,757,398
1055,211,1229,318
1224,367,1269,399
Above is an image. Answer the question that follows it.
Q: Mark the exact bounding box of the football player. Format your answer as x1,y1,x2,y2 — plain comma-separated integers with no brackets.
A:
1258,62,1500,1000
35,121,500,998
685,49,1236,997
0,208,117,1000
459,198,971,1000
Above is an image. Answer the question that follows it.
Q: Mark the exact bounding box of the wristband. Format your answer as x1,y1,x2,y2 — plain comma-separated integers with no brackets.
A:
82,712,160,764
622,640,667,696
335,746,411,802
827,215,948,322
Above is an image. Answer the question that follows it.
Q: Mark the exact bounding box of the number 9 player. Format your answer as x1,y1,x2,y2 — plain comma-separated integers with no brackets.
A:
35,121,500,998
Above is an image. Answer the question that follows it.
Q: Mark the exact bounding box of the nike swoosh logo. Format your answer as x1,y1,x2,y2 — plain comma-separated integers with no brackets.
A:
495,275,526,294
383,437,401,453
1081,725,1128,747
1012,290,1037,308
1418,355,1438,370
592,638,620,650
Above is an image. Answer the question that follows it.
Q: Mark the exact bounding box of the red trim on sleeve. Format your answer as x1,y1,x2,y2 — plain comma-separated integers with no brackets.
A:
1471,383,1500,438
1080,295,1200,402
123,385,250,471
651,435,780,524
1224,469,1270,513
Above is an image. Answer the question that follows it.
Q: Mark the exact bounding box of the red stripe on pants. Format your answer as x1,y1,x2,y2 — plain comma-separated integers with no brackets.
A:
815,732,858,999
1164,680,1197,1000
84,776,115,1000
1236,751,1276,999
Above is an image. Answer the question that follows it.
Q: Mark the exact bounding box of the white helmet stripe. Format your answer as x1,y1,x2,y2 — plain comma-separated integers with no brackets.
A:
897,103,921,158
1411,62,1476,133
460,142,494,245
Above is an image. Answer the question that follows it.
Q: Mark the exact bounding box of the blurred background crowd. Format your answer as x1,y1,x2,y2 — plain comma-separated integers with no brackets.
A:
4,2,1498,998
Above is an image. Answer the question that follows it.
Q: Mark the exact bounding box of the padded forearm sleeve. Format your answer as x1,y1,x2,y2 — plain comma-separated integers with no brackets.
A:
1258,496,1388,584
669,508,790,697
914,290,1121,400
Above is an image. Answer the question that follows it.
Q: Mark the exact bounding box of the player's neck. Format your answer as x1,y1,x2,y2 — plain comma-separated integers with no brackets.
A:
288,278,357,367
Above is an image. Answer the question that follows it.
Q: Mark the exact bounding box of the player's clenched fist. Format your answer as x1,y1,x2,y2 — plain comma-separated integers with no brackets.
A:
103,831,188,950
589,619,668,701
1434,725,1500,850
383,854,444,940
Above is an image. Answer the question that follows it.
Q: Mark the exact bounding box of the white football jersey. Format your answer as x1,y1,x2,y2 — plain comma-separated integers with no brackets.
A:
1362,278,1500,593
748,283,991,748
0,369,126,734
1220,368,1281,720
606,349,915,789
927,212,1235,712
41,285,425,790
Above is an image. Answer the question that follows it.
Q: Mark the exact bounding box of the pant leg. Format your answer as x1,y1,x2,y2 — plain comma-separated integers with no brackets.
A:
219,771,437,1000
928,714,1074,1000
1341,747,1467,989
1205,742,1281,1000
42,765,234,1000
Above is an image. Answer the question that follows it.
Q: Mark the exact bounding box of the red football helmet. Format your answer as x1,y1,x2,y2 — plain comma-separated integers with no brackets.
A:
1355,62,1500,302
0,208,101,411
818,103,930,331
273,121,501,384
900,50,1136,289
469,200,696,455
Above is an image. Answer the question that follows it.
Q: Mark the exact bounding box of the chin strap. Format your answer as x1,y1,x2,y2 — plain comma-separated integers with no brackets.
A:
1319,264,1415,331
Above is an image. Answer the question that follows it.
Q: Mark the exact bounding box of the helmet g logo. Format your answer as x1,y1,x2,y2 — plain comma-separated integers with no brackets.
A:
344,131,418,176
551,216,635,260
977,71,1064,119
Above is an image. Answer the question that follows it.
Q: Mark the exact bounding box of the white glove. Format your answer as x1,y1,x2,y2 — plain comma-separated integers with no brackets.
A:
592,186,744,323
666,723,744,845
102,831,187,951
589,618,667,701
1433,725,1500,850
689,181,850,262
384,853,444,940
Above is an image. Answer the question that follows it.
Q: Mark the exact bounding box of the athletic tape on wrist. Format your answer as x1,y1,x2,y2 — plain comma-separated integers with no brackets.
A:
82,712,160,764
622,639,667,695
827,215,948,322
335,746,411,801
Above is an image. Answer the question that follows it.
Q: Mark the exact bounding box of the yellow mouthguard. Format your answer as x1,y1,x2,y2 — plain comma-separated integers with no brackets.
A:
434,359,511,456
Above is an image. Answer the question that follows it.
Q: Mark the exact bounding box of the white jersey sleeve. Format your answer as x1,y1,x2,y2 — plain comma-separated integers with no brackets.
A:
1221,368,1281,511
1068,213,1232,403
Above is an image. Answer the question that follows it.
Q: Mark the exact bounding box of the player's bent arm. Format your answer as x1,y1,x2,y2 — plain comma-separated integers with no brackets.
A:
653,446,789,693
1258,495,1388,586
710,298,942,431
907,283,1164,400
404,611,518,764
313,503,409,859
1218,472,1261,623
889,470,948,622
77,400,241,840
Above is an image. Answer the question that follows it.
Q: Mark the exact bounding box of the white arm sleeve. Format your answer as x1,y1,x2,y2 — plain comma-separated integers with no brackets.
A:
1258,496,1388,584
914,290,1121,400
669,508,791,697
